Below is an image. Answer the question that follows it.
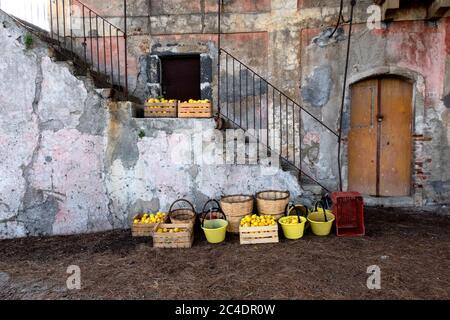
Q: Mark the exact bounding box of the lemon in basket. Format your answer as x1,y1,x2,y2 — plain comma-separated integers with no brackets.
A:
156,227,184,233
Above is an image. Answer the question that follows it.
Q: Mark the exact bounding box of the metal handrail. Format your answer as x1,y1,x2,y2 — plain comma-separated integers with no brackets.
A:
46,0,128,97
221,112,331,192
220,48,338,137
218,48,340,191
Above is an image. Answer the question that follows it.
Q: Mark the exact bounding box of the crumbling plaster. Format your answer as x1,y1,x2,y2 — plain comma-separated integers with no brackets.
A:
0,10,305,239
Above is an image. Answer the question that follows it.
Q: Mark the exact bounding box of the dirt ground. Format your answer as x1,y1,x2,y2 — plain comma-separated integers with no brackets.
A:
0,207,449,300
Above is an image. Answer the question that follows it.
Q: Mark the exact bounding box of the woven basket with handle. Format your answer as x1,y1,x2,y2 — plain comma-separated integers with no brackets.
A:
168,199,196,227
220,195,254,233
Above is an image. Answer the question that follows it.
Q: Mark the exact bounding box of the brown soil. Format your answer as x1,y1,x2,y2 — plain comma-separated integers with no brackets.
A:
0,207,449,300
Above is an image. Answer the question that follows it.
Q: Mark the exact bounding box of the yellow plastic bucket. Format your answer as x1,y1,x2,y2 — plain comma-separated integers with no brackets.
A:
201,199,228,244
307,210,335,236
279,215,307,239
201,219,228,244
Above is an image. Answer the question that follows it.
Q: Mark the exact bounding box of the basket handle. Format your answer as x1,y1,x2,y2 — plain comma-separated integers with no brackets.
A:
314,200,328,222
285,202,308,219
201,199,223,215
321,193,332,210
169,199,196,215
201,199,226,227
285,202,294,216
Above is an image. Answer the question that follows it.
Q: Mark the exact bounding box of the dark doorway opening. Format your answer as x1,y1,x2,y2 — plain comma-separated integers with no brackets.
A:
160,55,201,102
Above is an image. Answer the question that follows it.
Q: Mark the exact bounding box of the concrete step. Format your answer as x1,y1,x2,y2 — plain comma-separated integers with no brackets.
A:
301,184,323,196
95,88,113,99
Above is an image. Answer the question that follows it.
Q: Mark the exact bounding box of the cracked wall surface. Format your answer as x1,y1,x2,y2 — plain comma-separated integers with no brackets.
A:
89,0,447,204
300,21,450,205
107,0,448,205
104,104,302,228
0,10,304,239
1,2,449,239
0,11,112,238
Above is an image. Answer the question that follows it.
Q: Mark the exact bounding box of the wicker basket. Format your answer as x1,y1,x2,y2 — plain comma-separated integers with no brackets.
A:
220,195,254,233
153,223,194,248
168,199,197,226
256,190,290,220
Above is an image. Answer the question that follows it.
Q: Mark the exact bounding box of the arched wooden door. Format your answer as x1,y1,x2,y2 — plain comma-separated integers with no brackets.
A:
348,77,413,197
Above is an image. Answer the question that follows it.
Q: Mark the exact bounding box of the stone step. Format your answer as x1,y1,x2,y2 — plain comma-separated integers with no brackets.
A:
95,88,113,99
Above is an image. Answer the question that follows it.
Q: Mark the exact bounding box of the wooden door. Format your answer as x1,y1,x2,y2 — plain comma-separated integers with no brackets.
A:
161,55,200,102
348,77,412,196
348,79,378,195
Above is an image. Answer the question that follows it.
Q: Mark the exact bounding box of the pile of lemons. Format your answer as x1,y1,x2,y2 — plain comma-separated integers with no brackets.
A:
146,98,177,104
282,216,300,224
240,214,276,227
181,99,210,104
156,227,185,233
133,212,166,224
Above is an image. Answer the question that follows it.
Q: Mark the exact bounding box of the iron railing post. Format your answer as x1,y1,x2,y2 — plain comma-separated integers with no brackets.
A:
69,0,74,57
123,0,128,99
109,24,113,87
50,0,53,39
82,4,86,62
217,0,221,115
62,0,66,48
55,0,60,42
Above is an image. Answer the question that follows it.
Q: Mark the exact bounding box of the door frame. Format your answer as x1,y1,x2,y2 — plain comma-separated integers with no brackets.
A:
343,66,426,206
149,52,214,104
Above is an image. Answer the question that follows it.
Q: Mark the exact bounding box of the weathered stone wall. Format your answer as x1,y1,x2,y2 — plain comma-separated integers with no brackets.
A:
0,10,303,239
1,0,448,242
105,104,302,228
0,12,110,238
97,0,448,205
300,19,450,205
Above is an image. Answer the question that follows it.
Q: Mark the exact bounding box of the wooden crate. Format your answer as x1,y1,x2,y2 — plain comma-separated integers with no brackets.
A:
153,223,194,248
178,102,212,118
239,224,279,245
131,214,168,237
144,102,177,118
